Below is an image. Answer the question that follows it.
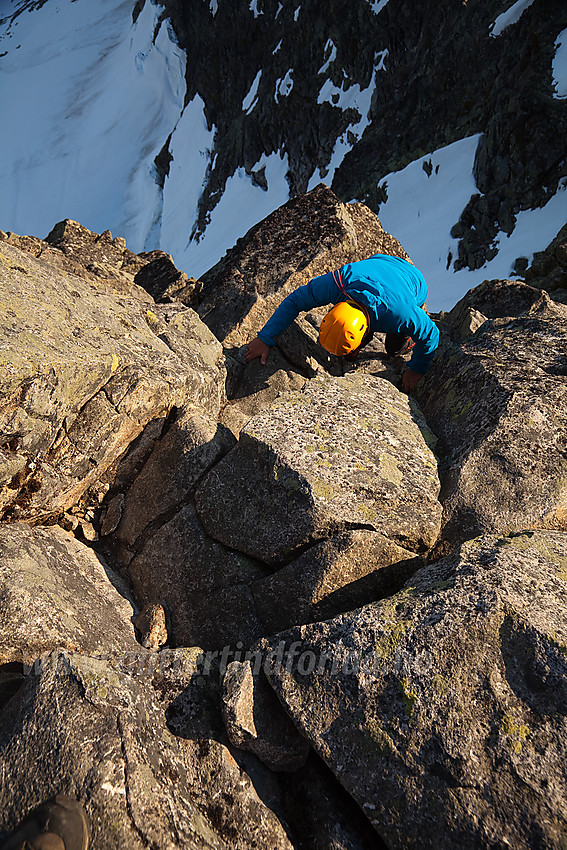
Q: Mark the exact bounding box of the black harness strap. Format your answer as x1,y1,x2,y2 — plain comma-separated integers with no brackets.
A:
331,268,371,331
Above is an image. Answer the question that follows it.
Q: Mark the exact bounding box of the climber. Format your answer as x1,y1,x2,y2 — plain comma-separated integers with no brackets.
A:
245,253,439,393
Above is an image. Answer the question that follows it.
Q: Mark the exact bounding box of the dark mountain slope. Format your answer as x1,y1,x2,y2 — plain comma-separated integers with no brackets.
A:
156,0,566,270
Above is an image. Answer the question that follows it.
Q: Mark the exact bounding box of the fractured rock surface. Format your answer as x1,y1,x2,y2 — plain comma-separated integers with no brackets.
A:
250,531,422,636
222,659,310,772
0,238,225,521
419,290,567,544
1,218,151,299
0,649,294,849
0,523,138,668
109,405,232,554
260,530,567,849
196,372,442,564
127,501,266,649
1,199,566,849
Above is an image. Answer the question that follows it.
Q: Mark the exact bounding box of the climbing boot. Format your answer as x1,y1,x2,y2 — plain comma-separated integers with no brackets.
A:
3,795,88,850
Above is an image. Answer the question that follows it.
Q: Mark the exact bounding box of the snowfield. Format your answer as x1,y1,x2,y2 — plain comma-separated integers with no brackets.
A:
553,29,567,99
376,136,567,311
489,0,535,37
0,0,186,253
0,0,565,311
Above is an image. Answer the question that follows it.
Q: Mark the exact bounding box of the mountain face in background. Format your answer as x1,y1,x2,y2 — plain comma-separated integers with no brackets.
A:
159,0,566,265
0,0,566,309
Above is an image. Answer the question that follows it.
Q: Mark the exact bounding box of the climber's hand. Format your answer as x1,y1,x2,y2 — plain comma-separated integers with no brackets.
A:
402,369,424,393
245,337,269,365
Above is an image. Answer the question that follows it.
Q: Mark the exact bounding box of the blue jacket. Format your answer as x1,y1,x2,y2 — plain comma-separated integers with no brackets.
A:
258,254,439,373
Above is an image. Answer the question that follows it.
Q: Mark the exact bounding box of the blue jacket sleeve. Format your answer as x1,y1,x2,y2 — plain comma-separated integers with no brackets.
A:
257,272,339,345
405,307,440,373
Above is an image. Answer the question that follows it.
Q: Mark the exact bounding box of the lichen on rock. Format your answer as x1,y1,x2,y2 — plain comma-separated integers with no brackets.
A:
0,237,226,522
418,290,567,546
259,530,567,849
196,371,442,564
1,196,566,849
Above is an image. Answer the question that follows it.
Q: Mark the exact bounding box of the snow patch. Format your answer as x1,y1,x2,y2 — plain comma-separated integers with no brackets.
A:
273,38,282,54
376,135,482,311
375,49,388,71
318,39,337,75
275,69,293,102
489,0,535,37
366,0,390,13
0,0,186,251
308,70,378,190
488,187,567,278
243,70,262,114
172,151,291,278
316,78,370,111
553,29,567,98
376,134,567,311
209,0,218,15
249,0,263,18
294,6,301,21
159,95,215,257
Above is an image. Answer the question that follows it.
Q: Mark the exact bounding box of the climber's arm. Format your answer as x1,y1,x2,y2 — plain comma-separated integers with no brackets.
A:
405,307,440,374
246,272,338,362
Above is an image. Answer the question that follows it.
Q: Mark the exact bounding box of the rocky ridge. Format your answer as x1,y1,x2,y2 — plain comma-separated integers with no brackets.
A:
0,184,566,848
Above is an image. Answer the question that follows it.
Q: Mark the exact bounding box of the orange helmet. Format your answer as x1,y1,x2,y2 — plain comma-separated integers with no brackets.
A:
319,300,368,356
